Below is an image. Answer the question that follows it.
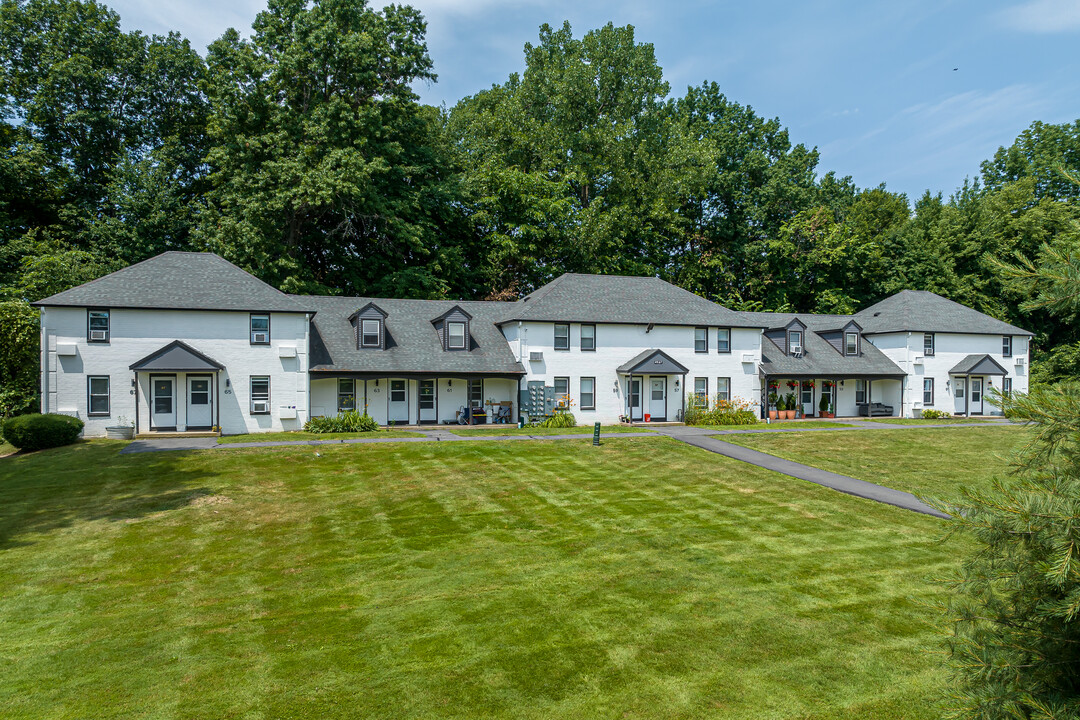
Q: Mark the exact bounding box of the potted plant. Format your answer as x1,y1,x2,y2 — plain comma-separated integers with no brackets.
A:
105,415,135,440
819,395,834,419
768,392,779,421
784,393,796,419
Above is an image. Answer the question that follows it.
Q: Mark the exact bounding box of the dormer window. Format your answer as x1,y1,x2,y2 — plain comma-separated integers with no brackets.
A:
361,319,381,347
789,331,803,356
845,332,859,356
448,321,466,349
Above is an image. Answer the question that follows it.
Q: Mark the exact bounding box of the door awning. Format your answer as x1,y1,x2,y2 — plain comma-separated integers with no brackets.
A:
617,349,689,375
948,354,1007,376
130,340,224,372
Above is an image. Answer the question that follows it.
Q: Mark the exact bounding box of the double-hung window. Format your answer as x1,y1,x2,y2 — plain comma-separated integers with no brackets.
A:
1002,336,1012,357
693,377,708,408
716,377,730,402
250,376,270,414
923,378,934,406
554,377,569,407
250,314,270,344
856,379,867,405
845,332,859,356
448,321,466,349
88,376,110,416
580,377,595,410
716,328,731,353
360,319,380,348
695,327,708,353
581,324,596,351
924,333,935,356
554,324,569,351
337,378,356,412
88,310,110,343
789,331,803,356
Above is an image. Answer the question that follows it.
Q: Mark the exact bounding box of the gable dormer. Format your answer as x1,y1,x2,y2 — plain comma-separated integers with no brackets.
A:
350,302,388,350
785,318,807,357
819,319,863,356
432,305,473,351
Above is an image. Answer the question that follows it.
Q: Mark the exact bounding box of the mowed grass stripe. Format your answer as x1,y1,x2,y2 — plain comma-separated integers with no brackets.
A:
1,437,953,719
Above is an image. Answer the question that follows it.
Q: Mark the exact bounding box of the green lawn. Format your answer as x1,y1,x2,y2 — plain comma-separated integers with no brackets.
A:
866,417,1001,425
744,420,857,430
722,426,1029,500
218,429,424,443
448,424,650,437
0,440,14,457
0,437,959,719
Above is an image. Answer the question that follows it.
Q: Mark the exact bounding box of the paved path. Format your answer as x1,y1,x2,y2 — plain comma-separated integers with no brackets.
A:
650,425,951,518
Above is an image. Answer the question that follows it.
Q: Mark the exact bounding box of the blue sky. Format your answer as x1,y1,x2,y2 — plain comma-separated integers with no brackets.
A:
108,0,1080,201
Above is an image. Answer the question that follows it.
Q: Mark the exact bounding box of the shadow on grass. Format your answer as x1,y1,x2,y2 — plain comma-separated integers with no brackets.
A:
0,441,216,549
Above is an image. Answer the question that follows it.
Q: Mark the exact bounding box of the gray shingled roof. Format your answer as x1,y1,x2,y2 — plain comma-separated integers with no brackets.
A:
33,252,312,313
760,331,905,377
949,354,1008,375
616,349,690,375
129,340,224,372
305,296,525,375
500,273,765,328
855,290,1032,336
736,311,860,332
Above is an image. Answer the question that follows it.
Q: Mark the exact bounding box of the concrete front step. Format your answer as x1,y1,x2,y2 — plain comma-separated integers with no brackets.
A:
135,431,220,439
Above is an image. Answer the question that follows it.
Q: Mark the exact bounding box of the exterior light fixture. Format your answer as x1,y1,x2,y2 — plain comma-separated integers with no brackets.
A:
674,379,680,391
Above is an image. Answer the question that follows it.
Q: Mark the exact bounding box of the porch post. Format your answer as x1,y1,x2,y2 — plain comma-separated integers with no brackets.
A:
680,374,685,424
965,374,970,416
628,373,633,426
899,376,904,418
134,371,140,435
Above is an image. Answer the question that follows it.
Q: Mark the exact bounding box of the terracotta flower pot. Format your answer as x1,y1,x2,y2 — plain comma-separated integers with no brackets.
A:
768,410,778,420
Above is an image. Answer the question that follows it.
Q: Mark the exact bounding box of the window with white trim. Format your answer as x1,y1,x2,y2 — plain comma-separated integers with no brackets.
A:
924,333,935,356
581,324,596,351
88,376,110,416
716,377,730,402
1003,377,1012,397
923,378,933,406
1002,336,1012,357
580,377,595,410
337,378,356,412
845,332,859,356
554,324,569,351
789,331,803,356
447,321,466,349
717,328,731,353
468,379,483,406
88,310,110,343
856,379,867,405
250,314,270,344
360,319,381,348
250,376,270,414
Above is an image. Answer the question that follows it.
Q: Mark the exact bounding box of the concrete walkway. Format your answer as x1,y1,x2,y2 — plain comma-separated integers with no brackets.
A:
649,425,951,518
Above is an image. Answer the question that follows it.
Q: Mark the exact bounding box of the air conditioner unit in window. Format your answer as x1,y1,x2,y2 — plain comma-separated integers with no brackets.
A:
252,332,268,344
791,348,803,358
251,401,269,414
90,330,107,341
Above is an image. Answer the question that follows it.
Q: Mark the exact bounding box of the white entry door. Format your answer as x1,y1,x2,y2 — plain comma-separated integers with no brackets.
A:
650,377,666,420
187,376,213,429
152,377,176,430
388,379,409,423
970,378,984,415
418,379,436,423
801,381,815,417
628,378,642,420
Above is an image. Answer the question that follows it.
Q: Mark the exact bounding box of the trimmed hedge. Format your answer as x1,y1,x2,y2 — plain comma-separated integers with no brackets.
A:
303,410,379,433
1,413,84,451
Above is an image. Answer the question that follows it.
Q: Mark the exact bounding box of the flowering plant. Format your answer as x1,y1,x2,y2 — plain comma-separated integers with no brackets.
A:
822,380,834,389
802,380,815,390
786,380,798,390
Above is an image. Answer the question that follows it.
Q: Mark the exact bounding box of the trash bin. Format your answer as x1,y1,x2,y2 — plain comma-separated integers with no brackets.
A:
644,413,651,422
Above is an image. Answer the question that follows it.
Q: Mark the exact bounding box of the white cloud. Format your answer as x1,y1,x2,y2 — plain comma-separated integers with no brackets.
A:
996,0,1080,33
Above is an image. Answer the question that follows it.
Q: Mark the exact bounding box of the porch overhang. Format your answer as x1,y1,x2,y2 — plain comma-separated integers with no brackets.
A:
948,354,1007,376
129,340,224,372
617,349,689,375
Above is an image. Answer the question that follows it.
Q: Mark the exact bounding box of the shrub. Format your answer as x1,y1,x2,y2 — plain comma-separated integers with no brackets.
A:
684,396,759,426
921,409,953,419
1,413,84,451
539,410,576,428
303,410,379,433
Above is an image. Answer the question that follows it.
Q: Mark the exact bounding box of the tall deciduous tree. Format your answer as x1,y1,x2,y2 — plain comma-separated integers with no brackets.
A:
198,0,461,297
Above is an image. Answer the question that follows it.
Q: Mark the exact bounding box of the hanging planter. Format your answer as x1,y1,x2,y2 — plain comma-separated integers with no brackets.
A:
786,380,798,390
803,380,816,390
